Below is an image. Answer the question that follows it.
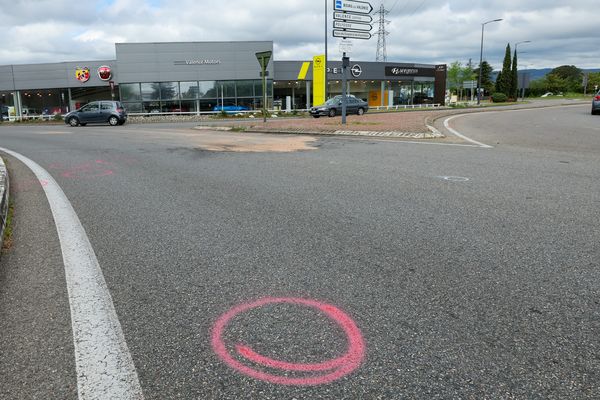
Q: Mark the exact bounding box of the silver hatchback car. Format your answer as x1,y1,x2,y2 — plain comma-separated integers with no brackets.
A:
592,90,600,115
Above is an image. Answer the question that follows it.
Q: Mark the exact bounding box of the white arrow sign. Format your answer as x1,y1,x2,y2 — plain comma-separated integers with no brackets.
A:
334,0,373,15
333,11,373,23
333,29,372,40
334,20,372,31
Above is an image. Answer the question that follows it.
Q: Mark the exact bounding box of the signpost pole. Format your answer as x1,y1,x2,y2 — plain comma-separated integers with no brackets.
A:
332,0,373,125
342,53,349,124
325,0,328,102
255,51,272,123
262,69,267,123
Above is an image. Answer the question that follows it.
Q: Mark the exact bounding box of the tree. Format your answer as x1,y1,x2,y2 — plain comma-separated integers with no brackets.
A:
460,61,477,100
585,72,600,94
548,65,583,93
475,61,495,95
550,65,582,82
447,61,463,96
511,49,518,99
496,43,512,95
496,70,503,94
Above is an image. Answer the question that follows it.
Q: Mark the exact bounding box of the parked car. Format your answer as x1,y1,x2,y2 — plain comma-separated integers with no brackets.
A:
412,93,434,104
592,90,600,115
310,95,369,118
64,101,127,127
213,105,250,113
1,105,8,121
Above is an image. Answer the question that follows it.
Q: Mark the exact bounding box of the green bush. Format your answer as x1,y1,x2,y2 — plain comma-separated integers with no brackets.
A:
491,93,508,103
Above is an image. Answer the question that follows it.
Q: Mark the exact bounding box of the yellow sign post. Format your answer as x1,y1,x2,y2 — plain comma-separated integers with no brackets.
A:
313,55,326,106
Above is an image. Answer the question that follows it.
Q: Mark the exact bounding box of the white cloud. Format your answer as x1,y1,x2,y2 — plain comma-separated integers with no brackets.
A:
0,0,598,69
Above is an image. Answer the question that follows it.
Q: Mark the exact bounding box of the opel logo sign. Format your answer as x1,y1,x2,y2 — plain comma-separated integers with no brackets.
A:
350,64,362,78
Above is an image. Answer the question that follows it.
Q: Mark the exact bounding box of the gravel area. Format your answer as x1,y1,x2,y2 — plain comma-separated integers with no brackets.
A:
217,110,441,134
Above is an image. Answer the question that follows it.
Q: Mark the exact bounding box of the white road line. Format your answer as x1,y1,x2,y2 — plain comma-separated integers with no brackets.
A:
0,147,144,400
443,115,494,149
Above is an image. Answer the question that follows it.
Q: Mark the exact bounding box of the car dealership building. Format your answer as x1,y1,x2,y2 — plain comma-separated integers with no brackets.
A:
0,41,446,117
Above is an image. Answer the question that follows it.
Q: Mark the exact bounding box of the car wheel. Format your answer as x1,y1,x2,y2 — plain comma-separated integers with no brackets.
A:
328,109,336,117
68,117,79,127
312,115,320,118
108,116,119,126
357,108,365,116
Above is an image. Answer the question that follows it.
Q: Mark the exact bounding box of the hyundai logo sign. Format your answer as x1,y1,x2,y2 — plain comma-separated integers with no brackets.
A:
350,64,362,78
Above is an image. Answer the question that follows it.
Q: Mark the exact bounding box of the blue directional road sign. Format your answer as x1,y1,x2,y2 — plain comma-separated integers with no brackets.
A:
334,0,373,15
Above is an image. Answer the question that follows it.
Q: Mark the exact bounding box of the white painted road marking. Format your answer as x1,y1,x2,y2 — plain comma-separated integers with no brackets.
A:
443,115,494,149
0,147,144,400
438,176,470,182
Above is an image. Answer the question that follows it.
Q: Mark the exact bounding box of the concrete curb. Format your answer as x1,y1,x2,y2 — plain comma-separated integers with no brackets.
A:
193,126,444,139
0,156,9,252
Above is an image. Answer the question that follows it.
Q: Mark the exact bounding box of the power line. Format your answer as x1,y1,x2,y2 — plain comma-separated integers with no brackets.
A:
407,0,426,17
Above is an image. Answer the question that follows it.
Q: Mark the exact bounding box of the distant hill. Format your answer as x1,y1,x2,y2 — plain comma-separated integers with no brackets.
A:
492,68,600,82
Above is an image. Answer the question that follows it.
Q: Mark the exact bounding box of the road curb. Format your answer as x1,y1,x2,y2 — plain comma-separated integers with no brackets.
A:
193,126,444,139
0,156,9,252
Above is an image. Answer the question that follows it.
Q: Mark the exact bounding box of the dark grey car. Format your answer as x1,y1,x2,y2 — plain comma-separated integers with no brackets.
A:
310,95,369,118
592,90,600,115
64,101,127,127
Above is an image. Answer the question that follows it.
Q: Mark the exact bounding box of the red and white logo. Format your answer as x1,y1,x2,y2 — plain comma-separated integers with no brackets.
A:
97,65,112,81
75,67,90,83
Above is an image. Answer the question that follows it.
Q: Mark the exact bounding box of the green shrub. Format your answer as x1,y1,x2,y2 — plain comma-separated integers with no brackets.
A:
491,93,508,103
53,114,63,121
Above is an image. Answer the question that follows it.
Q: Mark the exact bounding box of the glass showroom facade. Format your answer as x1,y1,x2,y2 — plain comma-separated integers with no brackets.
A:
0,41,446,119
119,80,273,113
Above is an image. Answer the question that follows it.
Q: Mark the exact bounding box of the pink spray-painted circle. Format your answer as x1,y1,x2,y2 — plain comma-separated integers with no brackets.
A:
211,297,365,386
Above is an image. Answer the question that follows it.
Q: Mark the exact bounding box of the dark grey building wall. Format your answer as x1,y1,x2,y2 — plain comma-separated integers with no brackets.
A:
115,41,273,83
273,60,439,81
0,61,117,91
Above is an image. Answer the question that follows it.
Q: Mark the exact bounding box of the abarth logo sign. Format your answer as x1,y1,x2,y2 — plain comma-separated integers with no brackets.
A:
97,65,112,81
75,67,90,83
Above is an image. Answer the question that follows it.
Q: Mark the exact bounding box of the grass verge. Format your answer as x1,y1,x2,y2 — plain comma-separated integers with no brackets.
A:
2,200,14,253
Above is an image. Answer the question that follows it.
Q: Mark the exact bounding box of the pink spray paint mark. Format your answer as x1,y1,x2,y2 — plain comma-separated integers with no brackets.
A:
60,162,114,179
211,297,365,386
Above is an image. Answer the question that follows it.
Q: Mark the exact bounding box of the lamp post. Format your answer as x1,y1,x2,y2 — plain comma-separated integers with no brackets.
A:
477,18,503,105
515,40,531,101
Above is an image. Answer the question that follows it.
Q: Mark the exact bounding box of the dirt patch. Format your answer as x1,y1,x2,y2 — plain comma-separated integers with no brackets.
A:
190,131,318,152
224,111,436,133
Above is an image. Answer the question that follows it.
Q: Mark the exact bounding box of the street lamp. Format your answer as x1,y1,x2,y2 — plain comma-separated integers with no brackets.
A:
477,18,503,105
515,40,531,101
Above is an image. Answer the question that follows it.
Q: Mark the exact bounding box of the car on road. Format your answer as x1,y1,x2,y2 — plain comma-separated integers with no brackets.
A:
592,91,600,115
64,101,127,127
310,95,369,118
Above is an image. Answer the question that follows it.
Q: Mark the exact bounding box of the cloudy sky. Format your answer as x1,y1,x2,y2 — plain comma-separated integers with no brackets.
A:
0,0,597,70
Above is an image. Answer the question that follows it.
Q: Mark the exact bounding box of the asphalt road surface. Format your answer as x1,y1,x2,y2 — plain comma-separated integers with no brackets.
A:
1,104,599,399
